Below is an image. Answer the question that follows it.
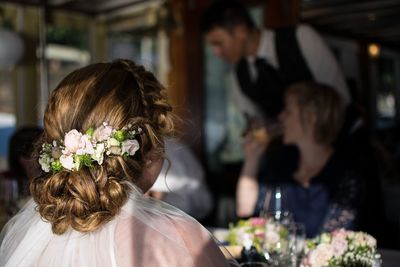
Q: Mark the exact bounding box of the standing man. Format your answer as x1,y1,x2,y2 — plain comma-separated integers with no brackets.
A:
201,0,352,218
201,0,350,123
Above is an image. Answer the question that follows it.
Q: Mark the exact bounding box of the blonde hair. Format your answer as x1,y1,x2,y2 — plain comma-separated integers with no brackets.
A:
286,82,344,145
30,59,175,235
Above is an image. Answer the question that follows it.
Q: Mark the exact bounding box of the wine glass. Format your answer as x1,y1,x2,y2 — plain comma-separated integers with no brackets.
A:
262,211,294,266
289,223,306,267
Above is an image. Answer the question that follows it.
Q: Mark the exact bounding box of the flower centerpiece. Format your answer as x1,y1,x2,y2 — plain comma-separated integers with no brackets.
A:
226,217,290,256
301,229,381,267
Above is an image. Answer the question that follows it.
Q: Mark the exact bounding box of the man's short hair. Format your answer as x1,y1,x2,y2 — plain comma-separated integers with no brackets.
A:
201,0,255,33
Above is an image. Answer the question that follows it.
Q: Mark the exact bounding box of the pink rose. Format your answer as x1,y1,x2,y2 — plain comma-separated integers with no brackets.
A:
121,139,140,156
64,130,82,153
250,217,266,227
76,134,94,155
93,123,113,142
309,243,333,267
331,237,348,257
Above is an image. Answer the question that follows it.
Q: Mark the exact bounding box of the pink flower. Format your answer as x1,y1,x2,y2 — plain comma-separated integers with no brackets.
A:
250,217,266,227
309,243,333,267
121,139,140,156
76,134,94,155
93,123,113,142
331,237,348,258
265,226,279,245
60,154,74,170
64,130,82,153
332,229,348,241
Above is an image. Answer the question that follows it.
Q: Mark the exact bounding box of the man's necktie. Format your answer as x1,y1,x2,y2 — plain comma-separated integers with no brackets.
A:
236,57,285,120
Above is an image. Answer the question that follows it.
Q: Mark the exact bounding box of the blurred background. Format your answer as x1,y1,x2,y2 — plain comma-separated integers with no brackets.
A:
1,0,400,249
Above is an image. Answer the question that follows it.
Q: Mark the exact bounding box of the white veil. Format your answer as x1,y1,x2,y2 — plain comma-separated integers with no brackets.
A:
0,183,239,267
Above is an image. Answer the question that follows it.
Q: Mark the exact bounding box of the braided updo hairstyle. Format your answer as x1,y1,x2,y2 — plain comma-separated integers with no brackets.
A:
30,59,175,235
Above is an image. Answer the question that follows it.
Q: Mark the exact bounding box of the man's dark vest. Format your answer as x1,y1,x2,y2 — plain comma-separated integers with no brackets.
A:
236,27,314,120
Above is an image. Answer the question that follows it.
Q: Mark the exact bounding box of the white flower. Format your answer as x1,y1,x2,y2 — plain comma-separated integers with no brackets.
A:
121,139,140,156
39,154,52,172
365,234,377,248
107,137,120,147
92,143,105,164
108,146,122,155
93,123,113,142
107,138,121,155
353,232,367,247
64,130,82,153
60,154,75,170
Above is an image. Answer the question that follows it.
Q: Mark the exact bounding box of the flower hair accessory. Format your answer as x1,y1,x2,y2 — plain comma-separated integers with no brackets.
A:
39,122,142,173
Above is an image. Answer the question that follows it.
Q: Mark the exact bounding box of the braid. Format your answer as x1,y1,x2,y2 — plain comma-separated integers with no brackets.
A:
116,59,150,118
113,59,174,135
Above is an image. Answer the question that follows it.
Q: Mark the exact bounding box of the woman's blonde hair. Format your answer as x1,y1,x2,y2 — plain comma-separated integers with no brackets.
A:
286,82,344,145
30,59,175,235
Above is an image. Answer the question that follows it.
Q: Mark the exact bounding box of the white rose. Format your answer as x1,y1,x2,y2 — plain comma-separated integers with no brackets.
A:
121,139,140,156
60,154,75,170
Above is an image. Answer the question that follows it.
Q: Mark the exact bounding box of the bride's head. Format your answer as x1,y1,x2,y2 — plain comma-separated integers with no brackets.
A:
31,59,175,235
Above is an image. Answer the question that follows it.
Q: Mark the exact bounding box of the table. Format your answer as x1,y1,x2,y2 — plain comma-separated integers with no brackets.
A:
379,249,400,267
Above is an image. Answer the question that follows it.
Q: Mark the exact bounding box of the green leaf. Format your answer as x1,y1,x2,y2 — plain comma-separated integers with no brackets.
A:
86,127,94,136
75,154,93,170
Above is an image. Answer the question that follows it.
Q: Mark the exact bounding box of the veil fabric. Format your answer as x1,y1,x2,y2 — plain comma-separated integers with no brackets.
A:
0,183,238,267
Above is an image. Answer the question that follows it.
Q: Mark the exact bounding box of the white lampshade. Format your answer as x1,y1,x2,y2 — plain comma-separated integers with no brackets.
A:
0,27,25,69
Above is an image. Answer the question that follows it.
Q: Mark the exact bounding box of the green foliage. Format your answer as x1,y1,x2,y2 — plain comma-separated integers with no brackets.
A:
74,154,93,170
51,160,62,172
113,130,126,142
47,26,88,50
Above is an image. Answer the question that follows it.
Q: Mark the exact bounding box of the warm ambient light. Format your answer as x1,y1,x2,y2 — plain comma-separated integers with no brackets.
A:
368,43,380,58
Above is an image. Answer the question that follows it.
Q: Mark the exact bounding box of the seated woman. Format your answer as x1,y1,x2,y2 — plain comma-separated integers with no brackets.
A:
0,59,236,266
0,126,42,228
236,82,362,238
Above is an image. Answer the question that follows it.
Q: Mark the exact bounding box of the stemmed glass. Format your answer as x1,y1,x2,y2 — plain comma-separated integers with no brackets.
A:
262,211,295,267
289,223,306,267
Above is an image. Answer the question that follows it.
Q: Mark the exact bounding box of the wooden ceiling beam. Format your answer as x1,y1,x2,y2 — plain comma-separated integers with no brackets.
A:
302,0,400,18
